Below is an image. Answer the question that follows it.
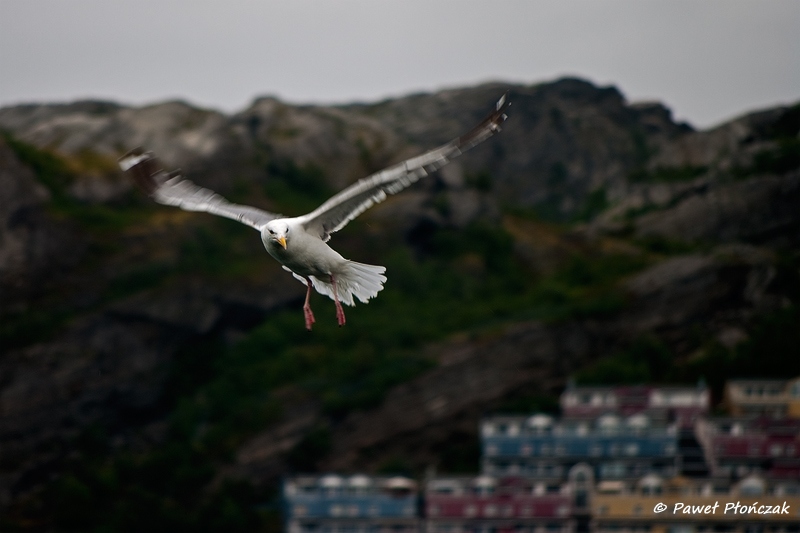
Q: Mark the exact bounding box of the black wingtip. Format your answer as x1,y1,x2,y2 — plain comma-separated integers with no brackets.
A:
496,91,508,111
119,147,162,196
454,92,511,148
496,91,511,113
490,92,510,129
118,147,149,170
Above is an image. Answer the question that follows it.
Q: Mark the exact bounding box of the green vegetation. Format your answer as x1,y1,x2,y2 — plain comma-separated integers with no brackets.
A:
494,392,560,415
730,106,800,177
38,440,268,532
74,147,121,174
574,305,800,391
633,235,701,256
14,137,637,470
530,196,565,223
573,188,609,222
287,426,332,471
766,104,800,140
3,132,76,204
0,308,71,351
3,133,150,231
684,252,800,392
752,139,800,175
629,128,654,169
574,252,800,396
547,162,568,187
574,336,672,385
263,158,331,214
531,252,647,320
433,434,481,474
466,170,493,192
170,223,647,464
525,187,611,224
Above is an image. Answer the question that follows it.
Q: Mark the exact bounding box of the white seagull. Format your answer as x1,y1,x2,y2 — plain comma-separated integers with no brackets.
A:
120,93,509,330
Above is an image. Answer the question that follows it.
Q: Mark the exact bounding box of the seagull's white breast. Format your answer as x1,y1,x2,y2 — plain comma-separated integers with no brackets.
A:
261,221,347,279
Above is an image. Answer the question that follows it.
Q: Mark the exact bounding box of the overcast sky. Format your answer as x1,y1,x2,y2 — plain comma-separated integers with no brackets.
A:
1,0,798,129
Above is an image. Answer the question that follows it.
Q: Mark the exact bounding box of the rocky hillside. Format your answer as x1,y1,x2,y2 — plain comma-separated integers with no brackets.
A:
1,78,799,531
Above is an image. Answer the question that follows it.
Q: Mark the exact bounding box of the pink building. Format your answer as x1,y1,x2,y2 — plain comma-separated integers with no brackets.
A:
560,383,709,428
424,476,574,533
696,417,800,480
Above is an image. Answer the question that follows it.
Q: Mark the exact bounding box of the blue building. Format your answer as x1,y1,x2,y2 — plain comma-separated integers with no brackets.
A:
481,414,679,481
283,474,420,533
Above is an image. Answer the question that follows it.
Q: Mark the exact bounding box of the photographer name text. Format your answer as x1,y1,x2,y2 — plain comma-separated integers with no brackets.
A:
653,501,791,515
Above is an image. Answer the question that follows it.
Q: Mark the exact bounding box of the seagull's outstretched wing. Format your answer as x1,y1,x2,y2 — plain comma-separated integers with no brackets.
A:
298,93,510,241
119,148,280,231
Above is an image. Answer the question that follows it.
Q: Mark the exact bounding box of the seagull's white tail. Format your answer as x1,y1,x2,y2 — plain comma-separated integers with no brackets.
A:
290,261,386,306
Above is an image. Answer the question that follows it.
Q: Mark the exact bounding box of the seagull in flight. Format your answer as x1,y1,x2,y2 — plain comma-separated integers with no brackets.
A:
120,93,509,330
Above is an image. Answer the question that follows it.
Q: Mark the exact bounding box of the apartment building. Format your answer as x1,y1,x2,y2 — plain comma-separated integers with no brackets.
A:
560,383,710,427
695,417,800,480
424,475,574,533
591,474,800,532
481,414,679,481
723,378,800,418
283,474,420,533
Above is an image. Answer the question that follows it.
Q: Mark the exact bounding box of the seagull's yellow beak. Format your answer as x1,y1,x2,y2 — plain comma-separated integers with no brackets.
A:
277,236,287,250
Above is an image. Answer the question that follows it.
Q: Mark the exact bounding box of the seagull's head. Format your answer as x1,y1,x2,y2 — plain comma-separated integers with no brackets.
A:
264,220,290,250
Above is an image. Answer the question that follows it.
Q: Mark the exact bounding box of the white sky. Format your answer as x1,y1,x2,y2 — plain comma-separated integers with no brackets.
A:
1,0,798,129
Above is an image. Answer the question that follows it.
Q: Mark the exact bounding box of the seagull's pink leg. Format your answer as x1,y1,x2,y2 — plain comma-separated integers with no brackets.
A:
330,274,346,327
303,278,316,331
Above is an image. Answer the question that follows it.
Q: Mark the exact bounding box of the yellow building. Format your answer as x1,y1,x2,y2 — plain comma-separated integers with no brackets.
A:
723,377,800,418
591,475,800,533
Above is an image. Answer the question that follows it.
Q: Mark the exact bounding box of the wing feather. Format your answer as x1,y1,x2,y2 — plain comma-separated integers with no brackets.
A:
119,148,279,230
298,92,510,241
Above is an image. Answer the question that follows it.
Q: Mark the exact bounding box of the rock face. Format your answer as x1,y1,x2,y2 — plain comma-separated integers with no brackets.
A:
345,80,691,214
632,173,800,245
0,78,693,220
592,102,800,246
0,79,799,524
0,100,230,165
